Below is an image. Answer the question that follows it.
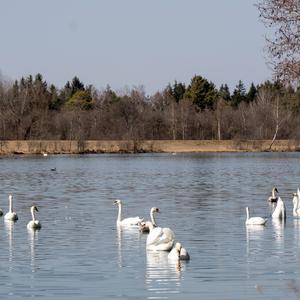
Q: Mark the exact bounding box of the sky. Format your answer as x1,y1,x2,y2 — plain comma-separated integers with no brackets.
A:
0,0,271,95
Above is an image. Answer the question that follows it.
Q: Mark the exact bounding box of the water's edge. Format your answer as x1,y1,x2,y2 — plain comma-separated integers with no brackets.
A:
1,139,300,155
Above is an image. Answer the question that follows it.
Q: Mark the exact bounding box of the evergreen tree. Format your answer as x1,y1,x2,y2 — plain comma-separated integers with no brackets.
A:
219,84,231,101
231,80,247,106
172,81,186,102
71,76,85,95
246,82,257,102
184,75,218,109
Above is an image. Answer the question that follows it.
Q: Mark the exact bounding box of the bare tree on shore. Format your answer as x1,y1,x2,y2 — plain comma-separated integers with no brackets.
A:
257,0,300,85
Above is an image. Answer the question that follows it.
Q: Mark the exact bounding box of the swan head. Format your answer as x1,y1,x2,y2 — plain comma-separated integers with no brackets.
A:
273,187,278,193
31,206,39,212
113,199,121,205
175,243,182,251
151,207,159,213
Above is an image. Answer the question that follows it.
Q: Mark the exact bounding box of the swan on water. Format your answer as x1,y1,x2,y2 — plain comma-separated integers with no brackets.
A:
146,222,175,251
272,196,286,220
27,206,41,229
293,189,300,217
113,199,143,227
168,242,190,260
4,195,18,221
268,187,279,203
139,207,159,233
245,207,267,225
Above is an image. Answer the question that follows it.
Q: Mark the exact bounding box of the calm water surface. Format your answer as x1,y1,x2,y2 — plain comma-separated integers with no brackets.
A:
0,153,300,299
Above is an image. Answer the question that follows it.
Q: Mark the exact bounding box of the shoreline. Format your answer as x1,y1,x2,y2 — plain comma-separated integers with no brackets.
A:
1,140,300,155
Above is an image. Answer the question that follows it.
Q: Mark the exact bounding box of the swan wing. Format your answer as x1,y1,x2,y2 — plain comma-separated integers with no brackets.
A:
147,227,163,246
159,228,175,244
246,217,267,225
120,216,143,226
168,247,179,260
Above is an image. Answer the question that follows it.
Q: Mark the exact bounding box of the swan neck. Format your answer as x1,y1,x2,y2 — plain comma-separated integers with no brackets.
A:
150,210,157,226
272,188,275,198
246,207,249,220
117,203,122,223
9,197,13,213
31,207,36,221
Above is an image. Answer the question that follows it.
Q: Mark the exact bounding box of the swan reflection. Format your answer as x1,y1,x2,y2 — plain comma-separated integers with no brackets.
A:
28,228,39,274
293,218,300,247
146,251,184,299
272,219,285,243
246,225,266,258
5,220,14,273
116,225,142,268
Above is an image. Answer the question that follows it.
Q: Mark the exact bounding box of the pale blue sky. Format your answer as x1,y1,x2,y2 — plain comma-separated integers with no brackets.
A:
0,0,271,94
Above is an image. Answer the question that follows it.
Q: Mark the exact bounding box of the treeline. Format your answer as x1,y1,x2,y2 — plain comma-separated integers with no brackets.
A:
0,73,300,141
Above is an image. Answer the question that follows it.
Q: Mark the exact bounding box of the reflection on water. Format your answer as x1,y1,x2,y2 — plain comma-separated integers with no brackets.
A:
116,225,143,269
4,220,14,273
28,228,39,274
294,218,300,246
2,153,300,299
145,251,184,299
272,219,285,245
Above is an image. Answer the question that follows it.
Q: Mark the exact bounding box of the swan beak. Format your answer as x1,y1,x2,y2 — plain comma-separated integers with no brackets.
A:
275,188,278,193
34,206,39,212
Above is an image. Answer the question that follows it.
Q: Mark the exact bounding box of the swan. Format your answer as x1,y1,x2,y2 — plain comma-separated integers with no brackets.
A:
293,189,300,217
27,206,41,229
272,196,286,220
139,207,159,233
268,187,279,203
114,199,143,227
4,195,18,221
168,242,190,260
245,207,267,225
146,222,175,251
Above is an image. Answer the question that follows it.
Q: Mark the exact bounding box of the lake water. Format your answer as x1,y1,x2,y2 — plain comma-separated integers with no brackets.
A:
1,152,300,299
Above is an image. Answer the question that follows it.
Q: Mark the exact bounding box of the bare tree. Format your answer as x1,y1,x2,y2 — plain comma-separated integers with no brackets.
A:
257,0,300,85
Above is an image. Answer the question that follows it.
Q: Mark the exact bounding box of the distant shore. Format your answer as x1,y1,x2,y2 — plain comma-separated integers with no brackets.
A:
0,140,300,155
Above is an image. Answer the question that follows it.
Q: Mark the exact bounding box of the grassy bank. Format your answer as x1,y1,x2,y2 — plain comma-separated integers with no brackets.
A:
0,140,300,154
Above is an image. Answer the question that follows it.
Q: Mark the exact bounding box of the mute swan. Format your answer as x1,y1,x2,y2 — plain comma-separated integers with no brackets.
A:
114,199,143,227
139,207,159,233
268,187,279,203
146,222,175,251
272,196,286,220
245,207,267,225
4,195,18,221
168,242,190,260
293,189,300,217
27,206,41,229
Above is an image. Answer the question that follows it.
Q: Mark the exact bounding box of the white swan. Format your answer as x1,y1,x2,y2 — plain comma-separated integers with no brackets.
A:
146,222,175,251
272,196,286,220
293,189,300,217
4,195,18,221
114,199,143,227
268,187,279,203
27,206,41,230
245,207,267,225
168,242,190,260
139,207,159,233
